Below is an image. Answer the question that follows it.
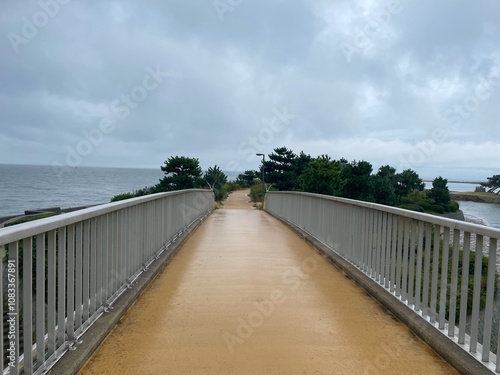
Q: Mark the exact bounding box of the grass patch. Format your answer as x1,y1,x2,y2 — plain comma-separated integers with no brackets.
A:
451,192,500,203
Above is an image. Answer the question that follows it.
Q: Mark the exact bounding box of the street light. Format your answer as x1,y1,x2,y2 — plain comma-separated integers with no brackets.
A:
256,153,265,203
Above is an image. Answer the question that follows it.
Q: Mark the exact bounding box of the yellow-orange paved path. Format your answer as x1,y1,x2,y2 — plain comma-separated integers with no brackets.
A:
79,190,457,375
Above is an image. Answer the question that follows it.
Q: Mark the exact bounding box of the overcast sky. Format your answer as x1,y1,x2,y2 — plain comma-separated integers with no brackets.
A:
1,0,499,180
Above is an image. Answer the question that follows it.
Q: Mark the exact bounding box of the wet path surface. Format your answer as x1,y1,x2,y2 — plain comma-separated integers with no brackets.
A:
79,190,457,375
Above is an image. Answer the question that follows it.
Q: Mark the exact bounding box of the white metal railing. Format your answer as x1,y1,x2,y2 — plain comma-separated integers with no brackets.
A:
1,189,213,375
266,191,500,374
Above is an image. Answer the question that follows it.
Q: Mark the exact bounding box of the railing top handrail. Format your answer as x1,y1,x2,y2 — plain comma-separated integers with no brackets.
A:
267,191,500,239
0,189,212,246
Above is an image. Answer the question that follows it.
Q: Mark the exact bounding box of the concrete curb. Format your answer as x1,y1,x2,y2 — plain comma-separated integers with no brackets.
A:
48,211,212,375
266,210,493,375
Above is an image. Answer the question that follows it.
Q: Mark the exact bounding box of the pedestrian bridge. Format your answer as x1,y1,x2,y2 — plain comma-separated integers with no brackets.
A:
2,189,500,374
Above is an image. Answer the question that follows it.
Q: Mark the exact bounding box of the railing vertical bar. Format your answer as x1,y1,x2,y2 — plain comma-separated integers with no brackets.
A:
23,237,33,374
408,220,417,305
367,210,374,276
123,208,129,282
430,224,441,323
448,229,460,338
160,196,165,245
124,209,130,283
481,237,497,360
348,207,359,264
57,227,67,353
134,205,139,274
111,211,117,295
376,211,383,281
338,203,344,256
116,211,123,290
415,221,424,312
496,288,500,372
118,209,124,288
102,215,109,303
389,215,398,293
8,241,20,374
108,213,114,299
438,227,450,329
36,233,46,369
356,207,365,268
90,219,97,316
75,222,83,331
458,232,471,344
360,209,367,270
125,207,130,282
128,207,133,281
82,221,90,325
149,201,154,255
141,204,146,268
373,211,380,281
380,212,385,281
401,219,410,302
422,223,432,317
384,213,392,288
47,230,57,357
66,225,75,341
376,211,382,279
470,235,484,353
95,216,103,308
395,217,404,297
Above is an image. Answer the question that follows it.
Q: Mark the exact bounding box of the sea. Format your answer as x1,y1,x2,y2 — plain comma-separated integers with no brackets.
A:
0,165,498,229
424,181,500,229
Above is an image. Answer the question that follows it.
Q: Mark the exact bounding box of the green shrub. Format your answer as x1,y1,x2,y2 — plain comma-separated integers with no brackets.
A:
224,182,241,192
133,185,157,196
429,204,445,214
448,201,459,212
110,193,135,202
250,183,265,202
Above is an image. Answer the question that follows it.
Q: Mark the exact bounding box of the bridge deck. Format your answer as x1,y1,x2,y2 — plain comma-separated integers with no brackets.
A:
79,190,457,375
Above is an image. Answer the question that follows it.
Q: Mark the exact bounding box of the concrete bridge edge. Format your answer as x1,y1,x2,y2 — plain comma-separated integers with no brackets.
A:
47,210,213,375
265,210,493,375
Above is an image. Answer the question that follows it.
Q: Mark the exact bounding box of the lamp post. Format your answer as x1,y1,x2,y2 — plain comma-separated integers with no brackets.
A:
256,153,265,203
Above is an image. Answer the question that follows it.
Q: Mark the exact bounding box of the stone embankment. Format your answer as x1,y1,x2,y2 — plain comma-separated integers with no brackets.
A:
451,192,500,204
0,204,102,228
439,210,465,221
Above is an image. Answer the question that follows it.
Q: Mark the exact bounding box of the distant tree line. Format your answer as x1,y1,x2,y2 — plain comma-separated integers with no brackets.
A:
238,146,459,214
111,147,461,214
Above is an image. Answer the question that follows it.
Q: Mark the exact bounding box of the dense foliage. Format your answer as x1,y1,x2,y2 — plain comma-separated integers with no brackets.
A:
249,146,458,214
111,157,234,203
110,146,460,214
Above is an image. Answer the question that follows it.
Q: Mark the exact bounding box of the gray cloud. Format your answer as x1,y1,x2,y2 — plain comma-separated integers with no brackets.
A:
1,0,499,180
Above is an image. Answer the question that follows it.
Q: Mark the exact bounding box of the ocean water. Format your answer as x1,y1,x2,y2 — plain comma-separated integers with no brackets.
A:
0,164,241,217
0,164,165,217
458,201,500,229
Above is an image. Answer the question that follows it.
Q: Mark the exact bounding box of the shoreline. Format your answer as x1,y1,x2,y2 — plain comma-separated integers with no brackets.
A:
451,192,500,204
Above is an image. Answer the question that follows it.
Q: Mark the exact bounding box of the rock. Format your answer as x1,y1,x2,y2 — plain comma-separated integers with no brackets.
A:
439,210,465,221
24,207,61,215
